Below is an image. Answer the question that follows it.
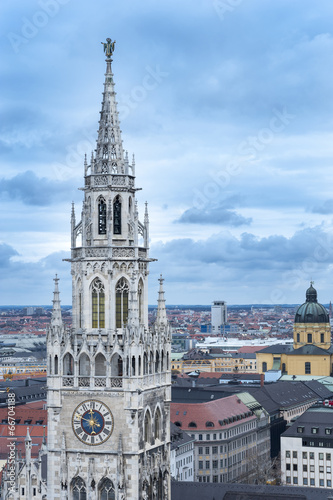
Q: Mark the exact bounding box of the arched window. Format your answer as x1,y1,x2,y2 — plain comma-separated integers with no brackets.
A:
95,353,106,377
72,477,86,500
154,408,161,440
98,198,107,235
155,351,159,373
111,354,123,377
262,362,267,372
99,478,115,500
132,356,136,376
143,352,148,375
115,278,129,328
92,279,105,328
144,411,151,443
63,353,73,376
113,196,121,235
138,279,143,323
79,353,90,376
54,355,58,375
161,351,164,371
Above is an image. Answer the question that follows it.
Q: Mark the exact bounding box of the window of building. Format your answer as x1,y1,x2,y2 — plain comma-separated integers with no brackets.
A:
286,464,290,471
262,362,267,372
297,333,300,342
307,333,312,343
99,478,115,500
206,434,210,440
326,428,332,435
205,461,210,469
303,464,307,472
311,427,318,434
320,466,324,473
286,451,291,458
310,453,314,459
92,278,105,328
220,459,224,468
198,461,203,470
205,447,210,455
293,464,298,471
327,467,332,474
303,478,308,485
198,447,203,455
213,460,218,469
328,480,332,487
303,452,307,459
293,451,297,458
199,434,203,441
286,476,291,484
320,479,324,487
212,446,218,454
113,196,121,234
115,277,129,328
98,198,107,234
310,465,315,472
321,333,325,343
293,477,298,485
310,478,315,486
72,477,86,500
213,475,218,483
305,362,311,374
319,453,324,460
297,426,304,433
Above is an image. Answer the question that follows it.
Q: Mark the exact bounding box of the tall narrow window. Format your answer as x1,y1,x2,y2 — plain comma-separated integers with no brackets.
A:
113,197,121,235
72,477,87,500
305,362,311,374
262,362,267,372
307,333,312,343
99,478,115,500
115,278,129,328
79,292,82,328
98,199,107,234
92,279,105,328
138,280,143,323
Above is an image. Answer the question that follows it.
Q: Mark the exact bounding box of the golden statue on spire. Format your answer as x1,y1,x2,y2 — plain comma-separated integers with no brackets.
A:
101,38,116,58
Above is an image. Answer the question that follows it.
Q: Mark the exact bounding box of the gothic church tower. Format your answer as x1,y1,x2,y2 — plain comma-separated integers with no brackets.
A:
47,39,171,500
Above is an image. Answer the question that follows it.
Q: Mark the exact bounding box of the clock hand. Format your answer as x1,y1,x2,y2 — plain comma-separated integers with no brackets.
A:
74,413,101,427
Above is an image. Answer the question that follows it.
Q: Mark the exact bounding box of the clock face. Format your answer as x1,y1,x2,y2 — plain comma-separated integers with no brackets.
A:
72,400,114,446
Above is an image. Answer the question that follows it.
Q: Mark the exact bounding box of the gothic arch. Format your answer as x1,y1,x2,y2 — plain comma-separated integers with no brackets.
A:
149,351,153,374
111,352,123,377
63,352,74,376
115,277,129,328
71,476,86,500
95,352,106,376
54,355,59,375
77,278,83,328
91,277,105,329
143,352,148,375
144,408,152,444
138,278,144,323
97,195,107,235
98,477,115,500
154,406,162,441
155,350,160,373
113,195,122,235
79,352,90,376
161,350,165,371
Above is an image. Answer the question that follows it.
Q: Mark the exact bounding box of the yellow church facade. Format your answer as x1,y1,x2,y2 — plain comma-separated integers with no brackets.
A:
257,284,333,377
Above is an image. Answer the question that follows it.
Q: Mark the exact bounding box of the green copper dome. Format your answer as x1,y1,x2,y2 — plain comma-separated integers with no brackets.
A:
294,284,329,324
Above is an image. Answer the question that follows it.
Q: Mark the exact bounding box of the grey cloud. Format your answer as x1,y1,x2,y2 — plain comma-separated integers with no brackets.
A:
0,171,74,206
312,199,333,214
176,207,252,226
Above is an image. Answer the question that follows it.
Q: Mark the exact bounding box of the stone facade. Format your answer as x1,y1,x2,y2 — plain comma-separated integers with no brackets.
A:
47,39,171,500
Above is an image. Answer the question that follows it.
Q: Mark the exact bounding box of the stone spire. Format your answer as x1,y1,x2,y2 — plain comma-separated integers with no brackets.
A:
156,275,168,327
50,275,63,328
94,39,134,177
25,427,32,463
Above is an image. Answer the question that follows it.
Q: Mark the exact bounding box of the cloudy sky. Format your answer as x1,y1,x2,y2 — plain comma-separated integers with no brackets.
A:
1,0,333,306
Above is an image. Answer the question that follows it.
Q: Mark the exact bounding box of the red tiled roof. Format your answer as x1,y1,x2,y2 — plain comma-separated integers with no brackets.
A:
171,395,255,432
237,346,267,353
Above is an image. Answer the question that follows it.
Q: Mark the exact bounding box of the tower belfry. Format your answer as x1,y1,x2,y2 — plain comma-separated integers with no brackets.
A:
47,39,171,500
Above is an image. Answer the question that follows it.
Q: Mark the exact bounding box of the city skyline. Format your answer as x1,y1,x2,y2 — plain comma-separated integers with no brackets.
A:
1,1,333,305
